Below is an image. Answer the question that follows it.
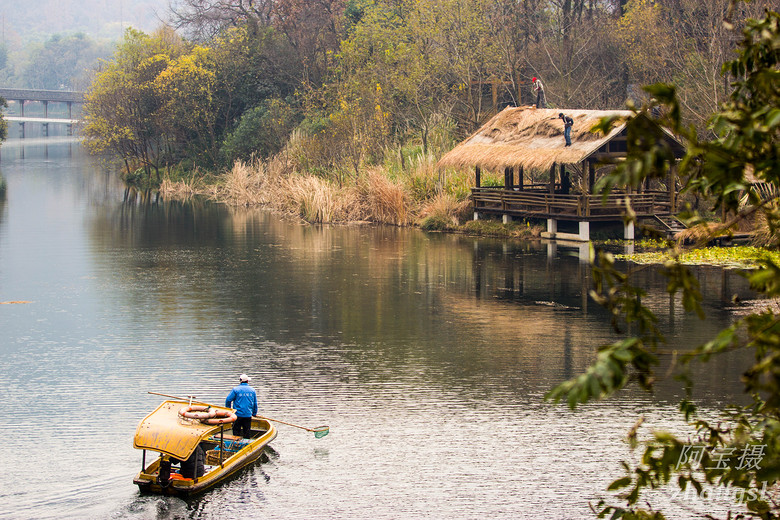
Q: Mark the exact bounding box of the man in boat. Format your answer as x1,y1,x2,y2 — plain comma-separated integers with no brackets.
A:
226,374,258,438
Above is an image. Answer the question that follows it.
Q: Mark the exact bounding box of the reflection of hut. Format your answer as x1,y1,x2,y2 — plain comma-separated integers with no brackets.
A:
437,107,686,241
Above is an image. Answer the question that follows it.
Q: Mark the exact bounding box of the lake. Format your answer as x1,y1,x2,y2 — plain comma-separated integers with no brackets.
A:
0,136,754,519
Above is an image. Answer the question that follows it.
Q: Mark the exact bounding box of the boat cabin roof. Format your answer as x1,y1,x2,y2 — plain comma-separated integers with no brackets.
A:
134,400,229,460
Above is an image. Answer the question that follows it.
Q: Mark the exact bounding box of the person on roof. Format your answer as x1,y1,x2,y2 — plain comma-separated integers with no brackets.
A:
532,77,546,108
559,113,574,147
225,374,258,438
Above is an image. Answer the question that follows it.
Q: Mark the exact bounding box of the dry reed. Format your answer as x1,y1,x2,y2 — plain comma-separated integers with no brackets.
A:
160,141,473,228
215,160,265,205
418,192,471,228
358,170,410,225
160,177,199,199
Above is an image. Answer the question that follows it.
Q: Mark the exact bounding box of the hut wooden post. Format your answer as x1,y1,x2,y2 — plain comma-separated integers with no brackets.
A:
473,166,481,221
669,162,677,213
549,163,556,194
588,161,595,193
504,166,514,191
503,166,514,224
518,166,524,191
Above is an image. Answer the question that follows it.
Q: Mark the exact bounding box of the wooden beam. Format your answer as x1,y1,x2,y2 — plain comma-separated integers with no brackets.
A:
475,166,481,188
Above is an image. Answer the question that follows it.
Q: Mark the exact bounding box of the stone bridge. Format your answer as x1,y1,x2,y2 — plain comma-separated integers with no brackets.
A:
0,88,85,137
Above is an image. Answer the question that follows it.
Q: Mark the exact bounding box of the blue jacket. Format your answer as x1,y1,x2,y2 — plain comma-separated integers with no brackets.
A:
225,383,258,418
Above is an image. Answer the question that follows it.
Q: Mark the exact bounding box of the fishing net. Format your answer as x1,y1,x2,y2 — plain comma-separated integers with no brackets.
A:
313,426,329,439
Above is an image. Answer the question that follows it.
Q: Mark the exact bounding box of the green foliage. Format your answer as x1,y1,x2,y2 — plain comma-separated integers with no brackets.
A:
548,10,780,519
221,98,300,163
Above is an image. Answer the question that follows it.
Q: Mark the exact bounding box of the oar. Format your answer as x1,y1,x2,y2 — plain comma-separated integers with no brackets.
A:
148,391,329,438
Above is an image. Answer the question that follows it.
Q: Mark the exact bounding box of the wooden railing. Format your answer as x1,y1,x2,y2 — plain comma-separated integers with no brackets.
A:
471,187,672,220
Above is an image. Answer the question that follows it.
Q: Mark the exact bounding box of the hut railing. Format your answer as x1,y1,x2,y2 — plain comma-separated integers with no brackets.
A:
471,188,672,219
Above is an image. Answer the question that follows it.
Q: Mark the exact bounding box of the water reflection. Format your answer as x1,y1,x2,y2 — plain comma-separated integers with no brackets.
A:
0,139,756,519
88,195,754,405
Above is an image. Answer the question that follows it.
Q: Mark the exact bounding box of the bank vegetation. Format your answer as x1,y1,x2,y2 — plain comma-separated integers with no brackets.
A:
79,0,776,234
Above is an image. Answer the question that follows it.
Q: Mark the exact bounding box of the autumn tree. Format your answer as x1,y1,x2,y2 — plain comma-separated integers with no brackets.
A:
168,0,276,40
153,46,221,165
82,27,189,180
333,0,458,157
616,0,774,132
273,0,345,86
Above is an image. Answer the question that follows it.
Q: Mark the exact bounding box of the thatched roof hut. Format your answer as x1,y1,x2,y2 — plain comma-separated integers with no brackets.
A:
438,106,670,172
437,106,687,241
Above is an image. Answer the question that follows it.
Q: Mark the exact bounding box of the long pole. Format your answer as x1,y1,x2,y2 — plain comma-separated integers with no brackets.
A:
147,391,329,435
253,414,322,433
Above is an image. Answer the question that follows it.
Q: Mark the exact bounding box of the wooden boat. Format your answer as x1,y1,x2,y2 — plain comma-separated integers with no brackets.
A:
133,400,277,496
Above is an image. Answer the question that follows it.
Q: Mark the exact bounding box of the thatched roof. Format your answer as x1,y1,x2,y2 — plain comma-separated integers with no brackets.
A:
438,106,634,171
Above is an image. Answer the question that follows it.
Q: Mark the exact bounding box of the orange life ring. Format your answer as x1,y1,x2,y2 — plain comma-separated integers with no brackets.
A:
178,405,216,421
201,409,237,425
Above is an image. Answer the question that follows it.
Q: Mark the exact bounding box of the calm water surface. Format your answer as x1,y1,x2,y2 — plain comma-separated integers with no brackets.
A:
0,138,754,519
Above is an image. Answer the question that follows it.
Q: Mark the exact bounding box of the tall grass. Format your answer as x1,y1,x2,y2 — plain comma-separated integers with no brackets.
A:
160,117,477,228
358,170,409,225
160,177,198,199
218,160,265,205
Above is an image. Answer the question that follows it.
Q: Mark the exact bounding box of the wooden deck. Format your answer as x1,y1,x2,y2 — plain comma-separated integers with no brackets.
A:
471,187,673,221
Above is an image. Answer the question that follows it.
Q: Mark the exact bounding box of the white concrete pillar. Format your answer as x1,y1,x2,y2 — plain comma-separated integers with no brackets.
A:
547,218,557,235
473,211,480,221
624,221,635,240
578,221,590,241
503,214,511,224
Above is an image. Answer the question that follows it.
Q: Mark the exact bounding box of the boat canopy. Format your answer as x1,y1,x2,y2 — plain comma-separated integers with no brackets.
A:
133,401,229,460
